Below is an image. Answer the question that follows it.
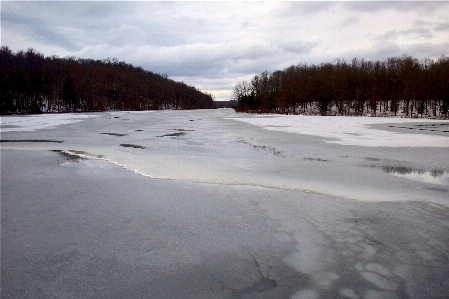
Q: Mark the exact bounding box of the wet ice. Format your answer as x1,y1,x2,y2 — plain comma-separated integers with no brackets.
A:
1,109,449,298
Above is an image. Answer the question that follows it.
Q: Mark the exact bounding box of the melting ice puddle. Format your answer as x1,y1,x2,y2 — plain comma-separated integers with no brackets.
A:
177,137,204,146
383,166,449,185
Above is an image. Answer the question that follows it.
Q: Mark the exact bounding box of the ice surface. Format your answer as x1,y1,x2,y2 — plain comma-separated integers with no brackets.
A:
228,114,449,147
0,113,99,132
388,169,449,185
364,263,392,276
2,109,449,298
291,289,320,299
360,271,398,291
2,109,447,206
338,288,360,299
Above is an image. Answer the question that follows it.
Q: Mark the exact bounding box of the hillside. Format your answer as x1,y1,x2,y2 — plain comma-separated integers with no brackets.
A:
0,47,215,114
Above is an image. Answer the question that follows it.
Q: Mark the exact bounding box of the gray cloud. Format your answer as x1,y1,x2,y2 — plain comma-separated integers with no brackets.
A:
339,16,359,28
434,22,449,32
280,1,335,16
404,42,449,59
342,1,447,13
378,27,434,42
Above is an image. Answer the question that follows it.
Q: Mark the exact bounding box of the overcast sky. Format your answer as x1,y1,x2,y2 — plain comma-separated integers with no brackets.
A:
2,1,449,101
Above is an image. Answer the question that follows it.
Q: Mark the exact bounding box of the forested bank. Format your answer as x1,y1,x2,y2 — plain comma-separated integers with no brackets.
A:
0,47,215,114
233,55,449,118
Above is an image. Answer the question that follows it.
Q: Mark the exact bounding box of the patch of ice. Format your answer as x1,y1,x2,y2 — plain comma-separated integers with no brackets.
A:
284,233,328,274
0,113,99,132
364,263,392,276
228,115,449,147
354,263,365,272
363,290,399,299
415,250,434,260
360,271,398,291
291,289,320,299
361,244,377,257
339,288,360,299
274,232,293,243
62,159,116,169
313,272,339,288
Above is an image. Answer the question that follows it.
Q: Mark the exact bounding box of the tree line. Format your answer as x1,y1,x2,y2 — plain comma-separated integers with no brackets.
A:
233,55,449,118
0,47,215,114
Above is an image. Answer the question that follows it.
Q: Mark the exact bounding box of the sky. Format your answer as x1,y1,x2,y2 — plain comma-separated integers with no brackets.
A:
1,1,449,101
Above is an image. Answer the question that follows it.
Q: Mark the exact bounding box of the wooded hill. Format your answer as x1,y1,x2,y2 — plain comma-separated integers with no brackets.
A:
233,55,449,118
0,47,215,114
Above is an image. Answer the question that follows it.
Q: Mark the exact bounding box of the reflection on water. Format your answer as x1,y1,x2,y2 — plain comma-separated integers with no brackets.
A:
382,166,449,185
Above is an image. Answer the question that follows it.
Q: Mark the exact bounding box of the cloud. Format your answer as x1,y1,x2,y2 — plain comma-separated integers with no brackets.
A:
342,1,447,13
280,1,335,16
377,27,434,43
434,22,449,32
339,16,359,28
404,42,449,59
341,42,402,61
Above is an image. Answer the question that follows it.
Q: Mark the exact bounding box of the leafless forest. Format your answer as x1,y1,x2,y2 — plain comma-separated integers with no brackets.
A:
0,47,215,114
234,55,449,118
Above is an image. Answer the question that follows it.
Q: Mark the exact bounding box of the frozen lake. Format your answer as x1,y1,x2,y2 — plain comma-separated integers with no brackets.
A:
1,109,449,298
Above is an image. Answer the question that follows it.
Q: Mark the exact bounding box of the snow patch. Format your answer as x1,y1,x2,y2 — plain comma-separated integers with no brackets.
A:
228,115,449,147
0,113,99,132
